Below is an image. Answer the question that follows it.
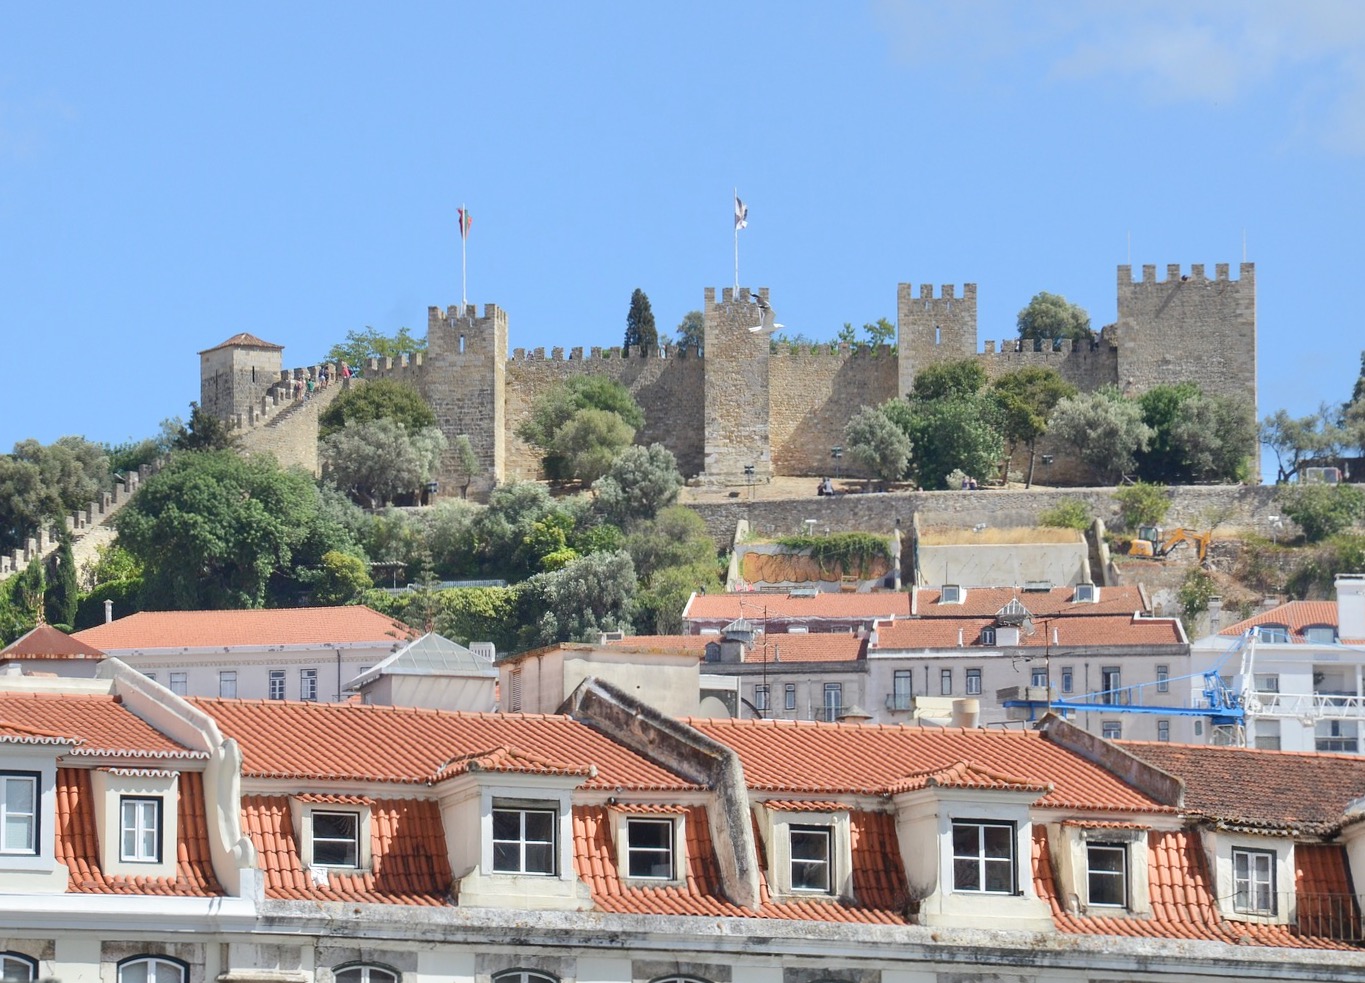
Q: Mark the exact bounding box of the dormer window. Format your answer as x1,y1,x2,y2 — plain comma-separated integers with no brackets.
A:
0,952,37,981
1304,626,1337,644
1074,583,1098,603
311,811,360,867
941,584,963,604
981,628,996,646
120,797,162,863
951,819,1016,894
493,805,556,875
1257,625,1290,644
790,825,833,892
626,817,675,879
0,773,38,855
1233,848,1277,915
1087,842,1127,907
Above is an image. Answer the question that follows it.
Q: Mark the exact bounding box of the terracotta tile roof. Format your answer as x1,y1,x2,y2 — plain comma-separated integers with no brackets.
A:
1122,741,1365,834
884,760,1052,796
198,332,283,354
1218,601,1362,643
689,718,1168,813
1035,827,1357,949
759,800,850,812
431,745,595,783
74,606,416,651
571,804,910,923
0,720,79,744
194,698,696,791
612,633,865,664
57,768,223,896
873,614,1185,649
913,585,1148,617
0,693,204,759
1,622,105,661
242,794,451,905
684,592,912,622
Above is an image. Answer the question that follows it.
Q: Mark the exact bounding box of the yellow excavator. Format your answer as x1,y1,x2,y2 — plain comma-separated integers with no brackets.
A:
1126,526,1212,562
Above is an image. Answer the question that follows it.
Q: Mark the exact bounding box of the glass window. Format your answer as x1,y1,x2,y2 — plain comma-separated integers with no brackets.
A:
980,627,996,645
789,825,832,893
1101,667,1121,704
965,668,982,695
784,683,796,711
311,810,359,867
1061,667,1073,694
218,670,237,699
269,669,286,700
1255,719,1281,750
120,797,161,863
1031,668,1048,688
142,671,157,682
940,669,953,696
1102,720,1122,740
0,953,37,982
301,668,319,702
1157,719,1171,742
1233,848,1276,915
492,807,555,875
0,772,38,855
822,683,842,722
1156,665,1169,693
118,957,186,983
1254,673,1280,693
1305,626,1336,644
754,685,770,711
491,972,558,983
1087,843,1127,907
168,672,187,696
626,818,674,879
951,820,1015,894
335,967,398,983
507,668,523,712
1258,625,1289,644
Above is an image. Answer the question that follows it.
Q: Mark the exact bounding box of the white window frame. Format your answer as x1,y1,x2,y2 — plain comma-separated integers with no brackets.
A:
822,682,842,722
120,796,162,863
0,952,38,982
625,816,676,880
1031,668,1048,688
1086,841,1127,908
1233,847,1276,916
309,809,361,868
269,669,286,700
168,672,188,696
116,956,186,983
1101,720,1122,740
491,971,558,983
1156,665,1169,693
300,668,319,702
940,669,953,695
219,670,237,699
784,682,797,711
754,684,770,712
1156,719,1171,742
965,668,982,695
492,804,557,876
334,965,399,983
1257,625,1290,644
951,819,1016,895
0,772,38,856
789,823,833,893
1061,667,1073,693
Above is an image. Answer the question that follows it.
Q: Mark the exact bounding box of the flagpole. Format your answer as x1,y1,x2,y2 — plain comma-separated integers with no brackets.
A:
733,187,739,292
461,202,468,308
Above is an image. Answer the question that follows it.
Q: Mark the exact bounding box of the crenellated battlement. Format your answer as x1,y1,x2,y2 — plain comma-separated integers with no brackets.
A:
507,342,700,362
769,342,895,358
1119,262,1254,285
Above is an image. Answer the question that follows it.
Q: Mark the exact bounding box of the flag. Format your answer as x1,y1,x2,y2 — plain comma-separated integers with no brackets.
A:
734,194,747,231
458,208,471,239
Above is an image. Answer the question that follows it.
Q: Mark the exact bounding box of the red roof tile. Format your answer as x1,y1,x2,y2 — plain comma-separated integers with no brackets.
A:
914,585,1148,617
685,592,911,622
243,794,451,905
1,622,105,661
75,606,416,651
1218,601,1360,642
198,332,283,354
874,614,1184,649
689,717,1167,813
57,768,223,896
612,633,865,664
1122,741,1365,834
0,692,203,759
194,698,696,791
431,745,595,782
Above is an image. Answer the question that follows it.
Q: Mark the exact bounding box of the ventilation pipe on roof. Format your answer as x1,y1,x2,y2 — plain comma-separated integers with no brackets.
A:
104,599,113,624
950,698,980,728
957,628,964,647
1053,627,1059,646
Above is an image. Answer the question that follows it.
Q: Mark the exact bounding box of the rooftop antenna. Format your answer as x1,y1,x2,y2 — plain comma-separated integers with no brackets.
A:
1242,228,1247,262
1126,229,1131,266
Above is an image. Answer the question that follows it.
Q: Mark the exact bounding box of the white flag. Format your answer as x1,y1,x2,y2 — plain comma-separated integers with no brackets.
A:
735,194,748,231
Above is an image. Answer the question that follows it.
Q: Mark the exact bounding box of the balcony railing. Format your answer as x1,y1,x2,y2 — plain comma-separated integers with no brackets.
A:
885,692,913,711
1294,893,1364,943
1249,691,1365,721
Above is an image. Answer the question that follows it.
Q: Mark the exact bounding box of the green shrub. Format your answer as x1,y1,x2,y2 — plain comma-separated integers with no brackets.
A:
1038,500,1092,532
1278,484,1365,544
1112,482,1170,531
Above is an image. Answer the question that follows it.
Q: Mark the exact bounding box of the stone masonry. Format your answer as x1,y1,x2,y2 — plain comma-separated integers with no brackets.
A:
203,263,1258,495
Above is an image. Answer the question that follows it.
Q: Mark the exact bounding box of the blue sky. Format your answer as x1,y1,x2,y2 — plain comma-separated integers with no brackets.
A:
3,1,1364,473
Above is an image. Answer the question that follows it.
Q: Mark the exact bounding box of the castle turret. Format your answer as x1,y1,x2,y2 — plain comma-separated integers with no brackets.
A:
198,333,284,425
423,302,508,498
701,287,773,484
896,283,978,396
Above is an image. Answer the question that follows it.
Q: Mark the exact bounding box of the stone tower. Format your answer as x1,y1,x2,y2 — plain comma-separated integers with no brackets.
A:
421,303,507,498
896,283,978,396
701,287,773,484
198,333,284,424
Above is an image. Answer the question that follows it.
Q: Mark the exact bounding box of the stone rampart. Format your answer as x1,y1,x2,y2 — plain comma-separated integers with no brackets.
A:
769,345,899,476
684,484,1282,552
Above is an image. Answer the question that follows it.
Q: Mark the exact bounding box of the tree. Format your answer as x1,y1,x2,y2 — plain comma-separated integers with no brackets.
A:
115,451,323,609
1016,292,1092,346
991,367,1077,487
321,418,447,508
624,506,716,583
1112,481,1171,531
1349,350,1365,410
318,379,436,438
471,482,560,581
1038,500,1092,531
1260,407,1344,483
862,317,896,348
882,394,1004,490
1166,393,1255,483
517,377,644,483
593,444,682,527
452,434,479,499
1048,388,1153,484
910,359,987,401
633,560,720,635
306,550,373,605
172,402,238,452
843,406,910,488
0,436,112,553
623,288,658,356
44,534,78,629
1278,484,1365,544
324,326,426,369
675,310,704,351
516,550,637,648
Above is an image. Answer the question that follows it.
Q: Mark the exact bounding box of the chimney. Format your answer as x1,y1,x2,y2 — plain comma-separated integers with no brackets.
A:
1208,595,1223,631
1338,576,1365,641
104,599,113,624
950,698,980,728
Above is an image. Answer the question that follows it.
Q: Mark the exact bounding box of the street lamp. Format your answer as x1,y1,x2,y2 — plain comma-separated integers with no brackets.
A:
830,446,843,480
744,464,755,501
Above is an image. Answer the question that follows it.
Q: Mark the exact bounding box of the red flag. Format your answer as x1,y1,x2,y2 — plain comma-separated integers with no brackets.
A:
458,208,471,239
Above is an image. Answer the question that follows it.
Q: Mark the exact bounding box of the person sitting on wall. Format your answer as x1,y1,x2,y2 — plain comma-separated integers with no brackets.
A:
821,477,835,496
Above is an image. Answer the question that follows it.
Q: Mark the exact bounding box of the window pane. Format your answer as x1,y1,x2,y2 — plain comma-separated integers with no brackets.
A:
951,824,978,856
790,827,830,891
153,964,182,983
1088,844,1126,906
953,857,980,891
1,955,37,982
120,964,149,983
492,809,521,840
524,843,554,874
627,819,673,879
983,857,1013,893
523,811,553,842
981,824,1013,859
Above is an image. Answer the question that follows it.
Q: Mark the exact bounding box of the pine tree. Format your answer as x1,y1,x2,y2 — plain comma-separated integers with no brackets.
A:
45,534,79,629
623,288,658,356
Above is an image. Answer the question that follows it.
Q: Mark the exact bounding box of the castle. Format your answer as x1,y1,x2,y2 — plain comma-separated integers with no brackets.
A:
199,263,1256,495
